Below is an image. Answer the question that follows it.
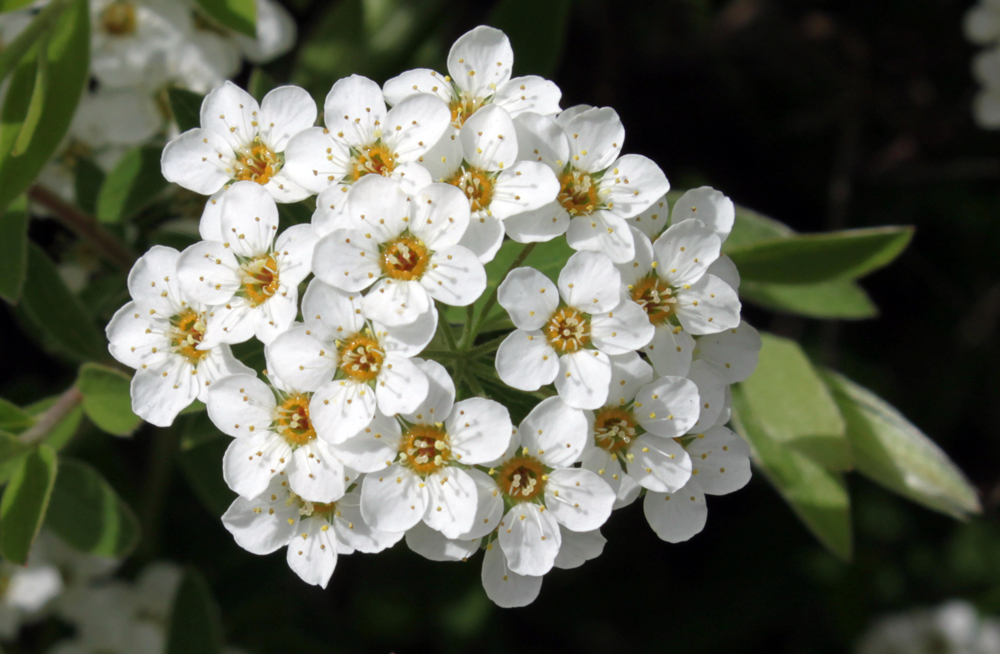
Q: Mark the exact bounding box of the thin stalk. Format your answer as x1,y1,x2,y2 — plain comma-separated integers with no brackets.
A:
18,386,82,445
466,334,507,357
459,304,475,349
472,242,536,339
435,312,459,352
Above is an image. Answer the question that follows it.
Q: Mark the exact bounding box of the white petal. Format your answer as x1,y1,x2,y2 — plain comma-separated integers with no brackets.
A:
219,181,280,257
489,161,560,220
481,543,541,608
196,345,254,401
200,298,257,347
327,411,401,472
302,278,366,336
672,187,735,241
493,75,562,117
707,254,740,290
461,468,505,539
590,300,654,355
405,522,479,561
606,352,653,407
273,222,318,287
360,464,427,533
286,440,348,503
258,85,317,153
205,373,275,438
422,245,487,307
615,474,642,509
553,527,606,570
130,362,199,427
223,431,292,499
645,324,696,378
580,447,622,497
643,480,707,543
630,435,692,493
311,229,381,292
176,240,241,305
460,104,518,171
199,191,226,241
373,309,437,358
495,330,559,391
240,0,296,63
563,107,624,173
376,354,429,415
361,279,433,327
106,304,170,370
250,288,299,344
344,171,411,241
502,200,570,244
688,359,728,430
423,468,478,538
566,211,636,264
383,68,454,106
403,358,455,423
519,396,589,468
514,111,569,173
281,127,352,193
160,128,233,195
332,488,405,553
653,218,721,287
310,379,377,443
555,349,611,411
695,322,762,384
498,502,561,577
674,274,742,335
497,266,559,331
544,467,614,532
310,181,353,236
408,182,471,249
458,212,505,262
322,74,385,147
634,375,701,438
558,250,621,313
615,227,654,288
598,154,669,220
627,195,669,240
687,426,752,495
200,81,260,150
126,245,184,316
447,398,512,464
221,477,298,554
286,516,339,588
265,327,335,392
447,25,513,98
383,94,452,165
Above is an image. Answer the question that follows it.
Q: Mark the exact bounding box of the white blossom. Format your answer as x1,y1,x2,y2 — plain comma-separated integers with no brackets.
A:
90,0,190,90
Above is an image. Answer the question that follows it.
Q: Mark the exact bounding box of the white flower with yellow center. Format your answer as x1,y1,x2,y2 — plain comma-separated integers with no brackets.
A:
267,278,433,439
176,181,317,346
223,478,403,589
511,106,670,263
106,246,253,427
495,250,653,409
282,74,451,195
311,175,486,327
579,352,701,503
207,370,360,503
90,0,190,90
359,360,512,539
161,81,317,202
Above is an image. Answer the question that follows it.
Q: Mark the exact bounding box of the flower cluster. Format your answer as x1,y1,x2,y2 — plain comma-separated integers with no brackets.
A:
966,0,1000,128
857,601,1000,654
106,25,762,607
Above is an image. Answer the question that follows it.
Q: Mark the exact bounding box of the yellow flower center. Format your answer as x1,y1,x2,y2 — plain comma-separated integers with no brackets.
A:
348,144,396,181
557,169,599,216
275,395,316,446
234,139,279,186
544,308,591,354
169,309,209,365
449,93,484,127
496,454,547,502
631,275,676,326
381,237,428,281
399,425,451,475
240,256,280,307
593,408,638,454
448,167,495,213
101,1,137,36
337,334,384,382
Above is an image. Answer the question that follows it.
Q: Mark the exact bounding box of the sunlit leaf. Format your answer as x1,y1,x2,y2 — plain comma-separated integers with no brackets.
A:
741,279,878,320
77,363,141,437
96,145,169,224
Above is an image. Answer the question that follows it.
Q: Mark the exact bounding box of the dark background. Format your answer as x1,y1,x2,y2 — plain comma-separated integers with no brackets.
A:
4,0,1000,652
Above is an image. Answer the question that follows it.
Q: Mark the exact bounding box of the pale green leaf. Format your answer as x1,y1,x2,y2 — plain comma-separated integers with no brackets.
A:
0,444,57,564
741,279,878,320
77,363,141,437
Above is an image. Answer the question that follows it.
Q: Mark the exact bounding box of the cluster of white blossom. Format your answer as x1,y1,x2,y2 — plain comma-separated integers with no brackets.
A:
966,0,1000,128
857,601,1000,654
106,25,762,607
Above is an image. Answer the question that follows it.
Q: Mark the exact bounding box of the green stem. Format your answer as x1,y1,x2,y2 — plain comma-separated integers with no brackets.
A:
435,305,459,352
472,242,537,339
420,349,462,359
466,334,507,358
460,304,476,349
18,386,82,446
462,367,488,398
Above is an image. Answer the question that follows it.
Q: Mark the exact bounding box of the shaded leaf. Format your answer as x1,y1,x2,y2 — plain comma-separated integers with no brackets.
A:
166,568,224,654
488,0,571,76
193,0,257,37
178,437,234,517
741,279,878,320
0,397,33,432
0,444,57,564
25,395,82,451
77,363,140,437
168,87,204,133
74,157,105,216
0,194,29,304
96,146,169,224
0,432,30,466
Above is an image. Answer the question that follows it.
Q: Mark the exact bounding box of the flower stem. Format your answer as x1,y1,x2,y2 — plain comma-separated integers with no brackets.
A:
435,302,460,352
466,334,507,357
27,185,138,271
472,242,536,340
18,386,82,446
460,304,475,349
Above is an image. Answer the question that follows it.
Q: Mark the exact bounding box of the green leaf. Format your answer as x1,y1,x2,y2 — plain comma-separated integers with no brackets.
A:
739,333,849,470
74,157,106,216
727,226,914,285
166,568,224,654
0,0,34,12
168,87,204,133
488,0,571,76
20,243,108,362
722,203,794,251
0,432,30,466
179,410,222,451
0,0,89,214
193,0,257,37
96,146,169,224
741,279,878,320
0,0,67,80
25,395,82,451
45,459,140,557
0,195,29,304
77,363,141,437
247,66,278,102
821,370,981,518
0,445,57,564
178,437,233,517
731,387,852,560
0,397,33,432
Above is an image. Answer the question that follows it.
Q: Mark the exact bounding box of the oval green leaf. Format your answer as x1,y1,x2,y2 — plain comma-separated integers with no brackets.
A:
77,363,141,437
741,279,878,320
0,444,57,564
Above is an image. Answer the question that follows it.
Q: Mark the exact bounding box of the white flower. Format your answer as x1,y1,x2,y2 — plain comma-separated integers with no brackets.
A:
167,28,241,96
511,106,670,263
234,0,297,64
421,103,560,263
90,0,190,90
223,477,402,589
282,74,451,195
69,86,162,149
966,0,1000,46
207,371,359,502
0,557,62,640
383,25,562,128
858,601,1000,654
267,278,433,438
486,396,614,577
161,81,317,202
176,181,317,346
495,250,654,409
579,352,701,504
358,359,512,538
106,245,253,427
311,175,486,326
